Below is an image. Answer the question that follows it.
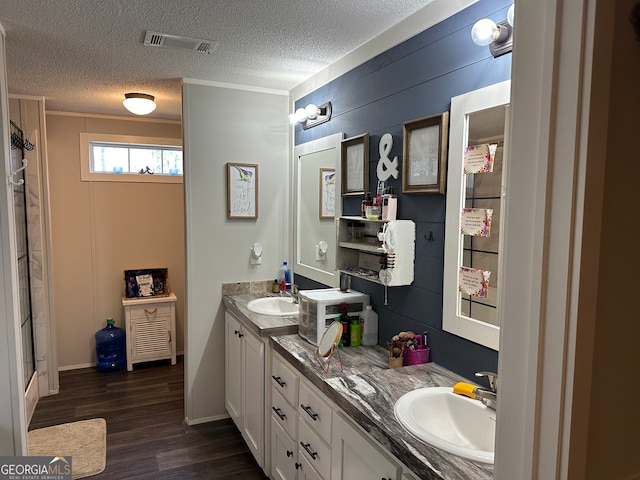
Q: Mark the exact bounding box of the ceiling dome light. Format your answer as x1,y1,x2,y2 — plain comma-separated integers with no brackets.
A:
471,18,499,46
123,93,157,115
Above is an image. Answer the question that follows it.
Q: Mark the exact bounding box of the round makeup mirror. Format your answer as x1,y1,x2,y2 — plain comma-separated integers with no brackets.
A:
318,321,342,357
316,321,343,373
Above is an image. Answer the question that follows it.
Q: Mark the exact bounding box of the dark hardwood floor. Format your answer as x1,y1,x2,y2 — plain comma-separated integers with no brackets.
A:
29,356,267,479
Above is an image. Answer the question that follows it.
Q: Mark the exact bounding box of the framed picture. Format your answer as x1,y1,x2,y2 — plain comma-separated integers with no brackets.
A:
341,133,369,196
319,168,336,218
227,162,258,219
402,111,449,194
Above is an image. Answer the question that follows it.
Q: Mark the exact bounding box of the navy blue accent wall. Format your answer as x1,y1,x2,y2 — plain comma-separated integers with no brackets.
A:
294,0,511,382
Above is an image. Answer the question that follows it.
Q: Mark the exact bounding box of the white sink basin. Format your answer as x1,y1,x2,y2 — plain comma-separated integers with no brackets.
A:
394,387,496,464
246,297,299,316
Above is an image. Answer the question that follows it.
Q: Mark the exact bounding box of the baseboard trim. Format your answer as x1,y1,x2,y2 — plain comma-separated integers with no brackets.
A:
185,413,230,426
58,362,95,371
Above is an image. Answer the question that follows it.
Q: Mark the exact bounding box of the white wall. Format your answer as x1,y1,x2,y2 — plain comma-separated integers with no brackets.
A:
182,80,289,423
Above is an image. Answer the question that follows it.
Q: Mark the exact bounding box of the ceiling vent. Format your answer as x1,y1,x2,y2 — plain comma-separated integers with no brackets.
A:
143,31,216,54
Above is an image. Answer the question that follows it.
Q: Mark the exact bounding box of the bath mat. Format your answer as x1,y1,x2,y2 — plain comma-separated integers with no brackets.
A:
29,418,106,479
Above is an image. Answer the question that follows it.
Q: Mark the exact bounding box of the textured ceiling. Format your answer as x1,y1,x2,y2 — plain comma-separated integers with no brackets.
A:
0,0,435,120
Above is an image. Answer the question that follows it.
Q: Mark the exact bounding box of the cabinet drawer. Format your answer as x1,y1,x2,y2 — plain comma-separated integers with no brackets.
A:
296,452,324,480
272,354,299,407
128,302,173,318
298,418,331,480
299,380,332,443
271,388,297,440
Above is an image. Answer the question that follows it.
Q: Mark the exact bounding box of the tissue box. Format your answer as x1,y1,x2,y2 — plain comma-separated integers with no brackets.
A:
403,334,430,366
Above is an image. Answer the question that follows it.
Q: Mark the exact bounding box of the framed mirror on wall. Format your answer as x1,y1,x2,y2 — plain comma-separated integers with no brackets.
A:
443,81,510,350
294,133,344,288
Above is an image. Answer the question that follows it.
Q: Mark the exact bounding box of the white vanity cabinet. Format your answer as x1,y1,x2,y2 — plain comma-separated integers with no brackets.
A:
297,378,334,480
270,353,335,480
270,354,300,480
271,351,421,480
122,293,177,371
331,412,402,480
225,311,265,468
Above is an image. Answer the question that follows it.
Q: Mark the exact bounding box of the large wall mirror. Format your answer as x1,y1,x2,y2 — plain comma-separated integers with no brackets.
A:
443,81,510,350
294,133,344,287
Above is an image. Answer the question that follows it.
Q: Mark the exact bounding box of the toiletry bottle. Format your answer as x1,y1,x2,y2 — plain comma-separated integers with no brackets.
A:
350,317,361,346
340,303,350,346
376,180,385,214
272,279,279,293
361,192,372,218
360,305,379,346
278,261,292,291
381,186,397,221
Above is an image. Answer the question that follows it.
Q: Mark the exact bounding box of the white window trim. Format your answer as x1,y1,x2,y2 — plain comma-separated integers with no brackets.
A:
79,132,183,183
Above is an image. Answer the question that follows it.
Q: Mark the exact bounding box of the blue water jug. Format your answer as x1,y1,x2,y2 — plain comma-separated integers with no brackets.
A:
95,318,126,372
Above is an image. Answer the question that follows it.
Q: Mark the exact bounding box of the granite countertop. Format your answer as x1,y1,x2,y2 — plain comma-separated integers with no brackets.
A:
222,291,299,338
270,335,494,480
223,285,493,480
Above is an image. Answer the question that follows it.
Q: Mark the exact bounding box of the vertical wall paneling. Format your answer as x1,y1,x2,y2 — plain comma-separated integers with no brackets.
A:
293,0,512,380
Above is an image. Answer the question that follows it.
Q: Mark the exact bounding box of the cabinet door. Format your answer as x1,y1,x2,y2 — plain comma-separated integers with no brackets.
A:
224,312,243,428
130,314,171,360
331,413,401,480
296,451,325,480
242,327,265,468
271,416,297,480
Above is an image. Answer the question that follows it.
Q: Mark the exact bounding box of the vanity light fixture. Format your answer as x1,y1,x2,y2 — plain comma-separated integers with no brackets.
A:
471,3,515,58
288,102,332,130
123,93,157,115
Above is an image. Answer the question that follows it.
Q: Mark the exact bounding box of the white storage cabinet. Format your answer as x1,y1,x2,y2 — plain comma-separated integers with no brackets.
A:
337,217,415,287
122,292,177,371
225,311,266,469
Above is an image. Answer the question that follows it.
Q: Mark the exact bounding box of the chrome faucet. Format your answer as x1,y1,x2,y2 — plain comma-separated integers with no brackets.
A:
474,371,498,410
279,283,300,303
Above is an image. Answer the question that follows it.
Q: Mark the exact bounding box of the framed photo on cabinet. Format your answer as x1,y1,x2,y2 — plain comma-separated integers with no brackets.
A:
402,112,449,194
319,168,335,218
341,133,369,196
227,162,258,219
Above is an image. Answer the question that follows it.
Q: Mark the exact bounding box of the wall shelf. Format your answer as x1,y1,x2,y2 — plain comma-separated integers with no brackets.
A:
336,217,415,287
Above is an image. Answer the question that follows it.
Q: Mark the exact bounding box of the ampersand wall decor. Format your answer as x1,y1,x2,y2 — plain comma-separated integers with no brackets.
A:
376,133,399,182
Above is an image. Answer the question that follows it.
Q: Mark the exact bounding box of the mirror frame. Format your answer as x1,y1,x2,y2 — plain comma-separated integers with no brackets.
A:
443,80,510,350
293,133,344,287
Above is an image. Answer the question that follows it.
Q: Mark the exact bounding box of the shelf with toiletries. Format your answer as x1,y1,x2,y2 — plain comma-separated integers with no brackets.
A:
336,216,415,287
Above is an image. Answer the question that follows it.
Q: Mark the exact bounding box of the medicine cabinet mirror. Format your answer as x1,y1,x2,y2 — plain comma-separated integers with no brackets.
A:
443,81,510,350
294,133,344,287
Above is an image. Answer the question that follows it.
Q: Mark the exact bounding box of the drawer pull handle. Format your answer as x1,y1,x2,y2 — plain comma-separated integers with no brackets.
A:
144,308,157,315
295,462,302,470
300,442,318,460
272,375,286,387
300,404,318,421
272,406,286,420
286,450,293,458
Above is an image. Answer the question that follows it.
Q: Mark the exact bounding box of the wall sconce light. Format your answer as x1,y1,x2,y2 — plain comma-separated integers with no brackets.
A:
123,93,157,115
288,102,332,130
471,3,515,58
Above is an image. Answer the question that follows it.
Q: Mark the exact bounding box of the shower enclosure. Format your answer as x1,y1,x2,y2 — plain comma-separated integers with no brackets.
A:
9,120,36,390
